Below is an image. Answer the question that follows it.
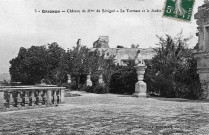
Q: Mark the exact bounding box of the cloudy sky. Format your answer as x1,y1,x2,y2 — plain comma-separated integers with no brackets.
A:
0,0,204,73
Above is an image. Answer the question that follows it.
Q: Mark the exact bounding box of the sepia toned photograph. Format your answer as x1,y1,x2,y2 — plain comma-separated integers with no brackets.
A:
0,0,209,134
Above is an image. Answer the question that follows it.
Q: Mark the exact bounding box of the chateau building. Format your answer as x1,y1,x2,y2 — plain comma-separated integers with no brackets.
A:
194,1,209,99
77,36,156,66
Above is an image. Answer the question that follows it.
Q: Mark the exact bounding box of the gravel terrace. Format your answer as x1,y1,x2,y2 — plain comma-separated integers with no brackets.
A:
0,91,209,135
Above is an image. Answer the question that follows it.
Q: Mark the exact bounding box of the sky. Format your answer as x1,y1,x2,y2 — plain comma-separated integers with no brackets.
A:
0,0,204,73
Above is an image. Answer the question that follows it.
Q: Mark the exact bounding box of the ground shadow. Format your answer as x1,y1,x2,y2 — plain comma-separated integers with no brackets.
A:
148,96,209,103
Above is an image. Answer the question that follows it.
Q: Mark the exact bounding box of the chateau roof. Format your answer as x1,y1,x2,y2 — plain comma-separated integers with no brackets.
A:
90,47,156,60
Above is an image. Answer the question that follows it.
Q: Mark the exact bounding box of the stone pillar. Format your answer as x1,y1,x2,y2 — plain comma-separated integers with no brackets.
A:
53,90,58,105
16,92,22,108
31,90,36,106
133,65,147,97
37,90,43,106
60,89,65,103
194,2,209,99
0,91,4,109
199,73,209,99
24,91,30,107
9,92,14,108
194,53,209,99
46,90,52,105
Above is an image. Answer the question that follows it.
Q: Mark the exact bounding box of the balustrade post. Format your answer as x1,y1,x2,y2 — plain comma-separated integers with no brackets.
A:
37,90,43,106
0,91,4,109
16,92,22,108
31,90,36,106
42,91,47,105
53,90,58,105
57,90,60,103
9,92,14,109
60,89,65,103
46,90,52,106
24,91,29,107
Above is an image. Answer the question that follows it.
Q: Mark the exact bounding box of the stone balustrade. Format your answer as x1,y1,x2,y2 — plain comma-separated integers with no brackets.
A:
0,86,65,111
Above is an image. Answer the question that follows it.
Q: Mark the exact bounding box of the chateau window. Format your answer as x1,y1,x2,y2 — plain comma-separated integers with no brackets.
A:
204,25,209,50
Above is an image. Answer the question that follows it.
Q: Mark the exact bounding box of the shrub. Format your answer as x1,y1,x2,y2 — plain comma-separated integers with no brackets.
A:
62,82,78,91
92,84,108,94
84,86,93,93
83,84,107,94
109,64,137,95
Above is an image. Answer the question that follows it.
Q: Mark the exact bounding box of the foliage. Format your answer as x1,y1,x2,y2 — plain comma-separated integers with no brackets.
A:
92,84,109,94
109,61,138,94
45,43,67,85
9,34,201,98
66,47,116,92
62,82,77,90
9,43,66,85
84,86,93,93
144,33,202,99
10,43,116,92
83,84,108,94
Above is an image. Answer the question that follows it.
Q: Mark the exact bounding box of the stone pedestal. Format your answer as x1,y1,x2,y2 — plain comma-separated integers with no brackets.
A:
0,92,4,109
133,65,147,97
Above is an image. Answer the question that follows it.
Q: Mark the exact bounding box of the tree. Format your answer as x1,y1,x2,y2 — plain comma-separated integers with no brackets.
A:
10,46,47,84
9,42,116,93
68,47,116,91
144,33,201,99
44,42,66,85
9,43,66,85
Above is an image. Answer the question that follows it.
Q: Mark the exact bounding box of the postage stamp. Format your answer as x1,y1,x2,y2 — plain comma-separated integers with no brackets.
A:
163,0,194,21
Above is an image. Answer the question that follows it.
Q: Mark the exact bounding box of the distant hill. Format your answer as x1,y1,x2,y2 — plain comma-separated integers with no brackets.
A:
0,73,10,81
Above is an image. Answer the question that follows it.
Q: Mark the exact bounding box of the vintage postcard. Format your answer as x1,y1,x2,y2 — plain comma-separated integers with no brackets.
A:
0,0,209,134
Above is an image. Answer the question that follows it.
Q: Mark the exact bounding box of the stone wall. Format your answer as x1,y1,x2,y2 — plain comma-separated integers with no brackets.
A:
194,1,209,99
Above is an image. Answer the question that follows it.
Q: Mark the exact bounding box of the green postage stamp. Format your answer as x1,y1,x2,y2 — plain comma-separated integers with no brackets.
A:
163,0,194,21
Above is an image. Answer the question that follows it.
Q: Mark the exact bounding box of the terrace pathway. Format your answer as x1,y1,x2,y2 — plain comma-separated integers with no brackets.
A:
0,91,209,135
